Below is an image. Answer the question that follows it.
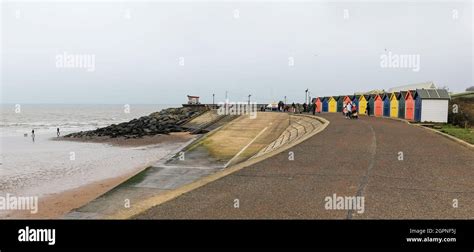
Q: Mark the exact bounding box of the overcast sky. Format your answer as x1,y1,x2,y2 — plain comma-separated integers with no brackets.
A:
1,0,473,104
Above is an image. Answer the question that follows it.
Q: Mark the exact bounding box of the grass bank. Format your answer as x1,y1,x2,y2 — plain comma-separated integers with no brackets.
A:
438,124,474,144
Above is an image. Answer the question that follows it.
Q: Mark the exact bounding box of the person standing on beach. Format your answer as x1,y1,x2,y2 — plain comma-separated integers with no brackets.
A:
31,129,35,142
57,128,60,137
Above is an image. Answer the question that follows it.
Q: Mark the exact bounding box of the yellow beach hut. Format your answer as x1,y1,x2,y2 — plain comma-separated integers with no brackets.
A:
328,96,337,112
389,92,399,118
358,95,368,115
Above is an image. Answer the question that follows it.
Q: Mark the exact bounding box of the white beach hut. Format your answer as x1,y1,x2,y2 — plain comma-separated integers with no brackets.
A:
413,89,450,123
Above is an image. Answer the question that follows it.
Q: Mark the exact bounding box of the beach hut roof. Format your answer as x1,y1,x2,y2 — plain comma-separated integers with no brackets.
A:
373,93,384,100
404,90,415,99
414,89,450,99
398,91,407,99
390,92,400,98
336,95,351,101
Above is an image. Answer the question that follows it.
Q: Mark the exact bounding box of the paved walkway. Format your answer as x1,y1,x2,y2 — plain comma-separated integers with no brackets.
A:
135,113,474,219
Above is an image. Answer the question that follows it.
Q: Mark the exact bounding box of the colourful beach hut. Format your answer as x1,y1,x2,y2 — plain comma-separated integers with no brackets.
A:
322,97,329,112
413,89,450,122
351,95,359,108
397,91,406,119
367,95,375,116
328,96,337,112
404,91,415,121
315,97,322,113
358,95,368,115
374,94,383,117
382,93,390,117
414,92,422,122
336,96,343,112
389,92,399,118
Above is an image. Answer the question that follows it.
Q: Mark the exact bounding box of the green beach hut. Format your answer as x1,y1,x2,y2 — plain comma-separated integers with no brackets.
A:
336,96,344,112
397,91,407,119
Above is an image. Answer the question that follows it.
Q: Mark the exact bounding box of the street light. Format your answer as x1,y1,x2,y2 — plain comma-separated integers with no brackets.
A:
305,89,309,104
212,93,215,108
248,94,251,105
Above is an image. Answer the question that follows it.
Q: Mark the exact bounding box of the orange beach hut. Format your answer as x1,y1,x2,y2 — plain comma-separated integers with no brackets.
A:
404,90,415,121
315,97,322,113
374,94,383,117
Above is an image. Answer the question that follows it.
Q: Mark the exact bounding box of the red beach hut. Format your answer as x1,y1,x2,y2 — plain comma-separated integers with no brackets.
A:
404,90,415,121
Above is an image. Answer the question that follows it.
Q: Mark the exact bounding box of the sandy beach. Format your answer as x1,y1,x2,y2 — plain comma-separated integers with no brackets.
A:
0,132,195,219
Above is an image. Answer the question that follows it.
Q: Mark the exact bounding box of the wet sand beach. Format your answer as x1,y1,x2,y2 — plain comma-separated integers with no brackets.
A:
0,132,195,219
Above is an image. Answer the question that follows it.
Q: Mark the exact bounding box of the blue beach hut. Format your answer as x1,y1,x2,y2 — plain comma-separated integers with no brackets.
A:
383,93,390,117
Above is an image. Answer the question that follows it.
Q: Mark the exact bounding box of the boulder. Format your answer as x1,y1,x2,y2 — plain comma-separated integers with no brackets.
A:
64,106,207,139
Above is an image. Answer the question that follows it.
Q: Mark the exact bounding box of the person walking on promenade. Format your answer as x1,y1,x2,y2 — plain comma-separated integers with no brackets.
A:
291,103,296,113
278,101,284,112
31,129,35,142
57,128,60,137
366,103,371,116
346,102,352,119
351,103,358,119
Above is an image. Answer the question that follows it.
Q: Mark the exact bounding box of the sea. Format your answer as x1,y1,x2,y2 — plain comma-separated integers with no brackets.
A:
0,104,184,217
0,104,176,137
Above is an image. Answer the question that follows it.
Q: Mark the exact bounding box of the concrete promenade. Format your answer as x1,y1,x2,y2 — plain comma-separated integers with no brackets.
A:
135,113,474,219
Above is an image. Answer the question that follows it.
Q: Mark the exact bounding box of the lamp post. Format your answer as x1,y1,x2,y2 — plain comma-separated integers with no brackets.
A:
284,96,287,105
225,91,228,109
305,89,309,104
248,94,251,105
212,93,215,108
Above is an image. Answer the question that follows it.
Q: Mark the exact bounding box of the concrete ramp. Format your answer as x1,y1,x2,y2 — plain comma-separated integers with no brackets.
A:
181,110,238,134
174,112,290,167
